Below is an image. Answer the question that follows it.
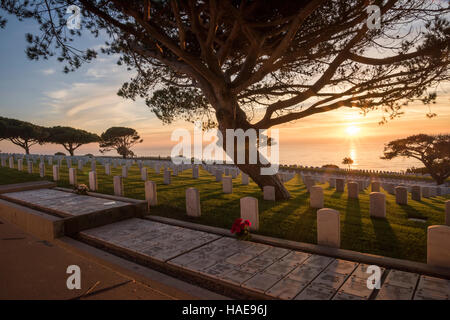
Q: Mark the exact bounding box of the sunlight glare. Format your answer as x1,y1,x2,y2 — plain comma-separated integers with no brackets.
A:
346,126,360,136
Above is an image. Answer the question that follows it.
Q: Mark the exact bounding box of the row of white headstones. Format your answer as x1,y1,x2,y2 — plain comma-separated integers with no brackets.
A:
1,153,449,269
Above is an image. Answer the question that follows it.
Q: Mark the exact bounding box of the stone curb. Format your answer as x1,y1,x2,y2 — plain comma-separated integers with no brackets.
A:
0,180,56,194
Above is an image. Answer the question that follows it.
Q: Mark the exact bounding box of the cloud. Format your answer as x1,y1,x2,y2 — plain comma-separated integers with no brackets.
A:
41,68,55,75
40,78,153,134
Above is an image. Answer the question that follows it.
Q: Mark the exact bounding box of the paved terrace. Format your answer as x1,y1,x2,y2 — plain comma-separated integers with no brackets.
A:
1,189,130,217
80,218,450,300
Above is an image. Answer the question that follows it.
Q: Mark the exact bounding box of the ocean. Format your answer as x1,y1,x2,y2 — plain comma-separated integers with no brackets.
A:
0,136,424,172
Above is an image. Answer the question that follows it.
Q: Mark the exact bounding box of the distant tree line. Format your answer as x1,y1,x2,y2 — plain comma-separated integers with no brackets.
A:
0,117,142,158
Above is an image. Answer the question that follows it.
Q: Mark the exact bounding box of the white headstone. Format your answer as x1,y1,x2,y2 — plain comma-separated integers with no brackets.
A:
222,176,233,194
89,171,98,191
422,186,431,198
263,186,276,201
411,185,421,201
53,165,59,181
370,192,386,218
145,180,157,206
348,182,359,199
336,178,345,192
241,173,249,185
240,197,259,231
371,181,380,192
329,178,336,188
186,187,201,217
317,208,340,248
192,166,199,179
310,186,324,209
304,176,315,192
395,186,408,205
215,170,222,182
39,162,45,178
113,176,124,196
69,168,77,185
141,167,148,181
121,166,128,178
427,225,450,268
164,169,171,185
104,163,111,176
27,161,33,174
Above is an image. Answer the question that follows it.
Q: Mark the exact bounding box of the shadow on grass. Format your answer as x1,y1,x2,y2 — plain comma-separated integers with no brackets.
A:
330,190,344,199
371,217,401,259
341,198,363,248
417,199,446,212
398,203,429,220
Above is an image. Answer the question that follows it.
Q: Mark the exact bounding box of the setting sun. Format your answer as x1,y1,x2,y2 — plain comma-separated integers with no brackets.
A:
346,126,360,136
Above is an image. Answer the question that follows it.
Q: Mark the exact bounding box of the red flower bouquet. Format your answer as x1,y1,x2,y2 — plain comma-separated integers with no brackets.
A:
231,218,251,240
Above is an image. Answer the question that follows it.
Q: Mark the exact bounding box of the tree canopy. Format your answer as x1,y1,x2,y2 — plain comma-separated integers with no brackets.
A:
382,134,450,185
1,0,449,199
45,126,100,156
342,157,354,169
0,117,6,141
99,126,143,158
0,116,48,154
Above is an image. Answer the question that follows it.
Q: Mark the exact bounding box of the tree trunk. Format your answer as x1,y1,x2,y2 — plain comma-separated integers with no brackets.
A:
236,161,291,200
433,175,445,185
215,95,290,200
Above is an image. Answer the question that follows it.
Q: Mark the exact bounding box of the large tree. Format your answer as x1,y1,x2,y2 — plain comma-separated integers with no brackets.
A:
0,117,6,141
382,134,450,185
46,126,100,156
99,126,143,158
0,117,48,154
1,1,449,199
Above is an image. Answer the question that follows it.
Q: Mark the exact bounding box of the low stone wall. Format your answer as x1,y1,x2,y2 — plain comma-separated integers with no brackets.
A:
0,198,64,241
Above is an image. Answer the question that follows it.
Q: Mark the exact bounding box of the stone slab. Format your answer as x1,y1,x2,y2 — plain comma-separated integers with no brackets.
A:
384,269,420,290
332,292,365,300
376,283,414,300
325,259,359,275
266,278,308,300
241,272,283,293
2,189,130,217
221,269,255,285
303,255,335,269
287,265,324,283
310,270,347,290
294,283,335,300
338,275,374,299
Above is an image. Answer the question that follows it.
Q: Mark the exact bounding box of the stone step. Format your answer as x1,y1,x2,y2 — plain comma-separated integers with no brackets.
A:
78,218,450,300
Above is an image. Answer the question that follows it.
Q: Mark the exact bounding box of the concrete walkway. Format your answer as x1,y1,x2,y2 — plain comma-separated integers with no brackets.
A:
0,217,227,300
80,218,450,300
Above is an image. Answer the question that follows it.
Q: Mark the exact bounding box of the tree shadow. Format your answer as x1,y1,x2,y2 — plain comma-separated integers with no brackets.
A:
330,190,344,199
397,204,429,220
418,199,446,212
371,217,401,259
341,198,363,249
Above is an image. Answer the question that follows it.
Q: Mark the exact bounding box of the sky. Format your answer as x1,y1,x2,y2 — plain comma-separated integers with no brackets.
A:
0,10,449,169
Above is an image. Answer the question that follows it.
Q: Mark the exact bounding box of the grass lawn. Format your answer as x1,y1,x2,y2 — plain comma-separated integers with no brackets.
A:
0,162,448,263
